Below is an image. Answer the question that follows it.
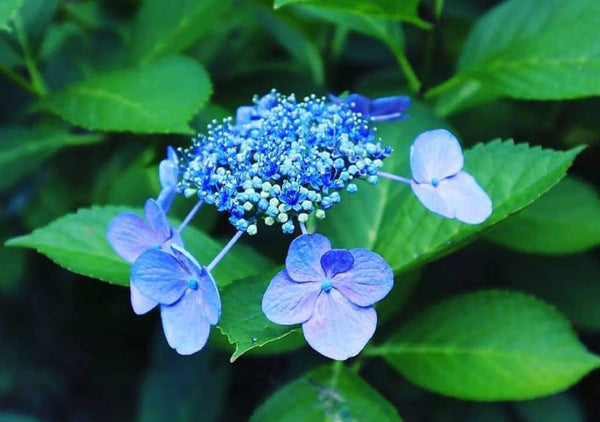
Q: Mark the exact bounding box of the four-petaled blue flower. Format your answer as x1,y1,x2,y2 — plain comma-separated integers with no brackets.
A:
329,93,411,122
410,129,492,224
157,146,179,212
131,245,221,355
107,199,182,314
262,234,393,360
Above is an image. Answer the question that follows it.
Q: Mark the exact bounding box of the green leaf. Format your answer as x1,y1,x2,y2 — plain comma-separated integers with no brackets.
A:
372,290,600,400
430,0,600,114
503,254,600,332
40,56,212,134
217,269,301,361
137,334,230,422
375,140,583,272
0,126,103,192
274,0,429,28
5,205,273,287
250,365,403,422
0,0,21,32
486,177,600,254
130,0,231,64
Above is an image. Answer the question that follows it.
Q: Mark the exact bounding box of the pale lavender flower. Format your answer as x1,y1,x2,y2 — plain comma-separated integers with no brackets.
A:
329,93,411,121
262,234,393,360
157,146,179,211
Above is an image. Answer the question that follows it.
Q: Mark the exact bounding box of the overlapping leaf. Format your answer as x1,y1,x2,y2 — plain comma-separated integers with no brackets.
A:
372,290,600,400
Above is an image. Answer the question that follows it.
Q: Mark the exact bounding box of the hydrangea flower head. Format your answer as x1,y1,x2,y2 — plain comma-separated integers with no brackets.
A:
177,90,394,234
132,244,220,355
409,129,492,224
106,199,182,314
262,233,393,360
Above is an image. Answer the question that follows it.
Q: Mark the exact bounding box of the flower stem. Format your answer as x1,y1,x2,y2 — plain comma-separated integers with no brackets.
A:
207,230,244,272
177,200,203,234
378,171,411,184
299,221,308,235
13,15,47,97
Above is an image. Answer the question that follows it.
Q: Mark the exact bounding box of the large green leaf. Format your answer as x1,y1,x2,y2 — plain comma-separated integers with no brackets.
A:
429,0,600,115
370,290,600,400
486,177,600,254
130,0,231,64
5,205,273,287
0,0,21,32
217,269,301,361
40,56,212,134
249,365,403,422
0,125,103,192
322,102,582,272
274,0,428,28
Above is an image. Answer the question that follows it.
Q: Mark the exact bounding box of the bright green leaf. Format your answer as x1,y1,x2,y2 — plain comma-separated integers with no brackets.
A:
372,290,600,400
0,126,103,192
431,0,600,114
250,365,403,422
5,205,273,287
274,0,429,28
40,56,212,134
217,269,301,361
486,177,600,254
0,0,21,32
130,0,232,64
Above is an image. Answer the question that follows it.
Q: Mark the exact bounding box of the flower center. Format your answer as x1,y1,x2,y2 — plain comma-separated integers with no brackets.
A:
187,279,199,290
321,278,333,292
431,177,440,187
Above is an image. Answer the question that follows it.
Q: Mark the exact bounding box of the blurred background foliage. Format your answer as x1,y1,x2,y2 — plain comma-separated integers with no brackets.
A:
0,0,599,420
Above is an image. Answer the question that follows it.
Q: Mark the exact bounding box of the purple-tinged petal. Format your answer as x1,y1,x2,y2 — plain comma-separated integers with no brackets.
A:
107,212,158,263
170,245,220,324
131,249,187,305
166,146,177,162
332,249,393,307
285,234,331,282
410,129,464,184
262,270,321,325
369,96,411,121
144,199,171,241
130,283,157,315
156,188,175,212
159,158,178,190
438,171,492,224
160,290,212,355
235,106,256,126
410,180,455,219
302,290,377,360
320,249,354,278
344,94,371,116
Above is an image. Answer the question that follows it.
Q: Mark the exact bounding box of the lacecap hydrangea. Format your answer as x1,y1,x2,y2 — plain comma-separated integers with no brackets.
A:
107,90,492,360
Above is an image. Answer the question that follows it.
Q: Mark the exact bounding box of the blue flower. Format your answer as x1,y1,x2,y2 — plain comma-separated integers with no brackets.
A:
131,245,221,355
409,129,492,224
329,93,411,122
157,146,179,211
262,234,393,360
107,199,182,314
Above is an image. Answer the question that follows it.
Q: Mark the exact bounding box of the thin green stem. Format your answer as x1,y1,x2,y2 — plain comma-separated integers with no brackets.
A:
392,48,421,93
329,360,343,389
331,25,349,59
0,64,37,95
13,15,47,97
434,0,445,20
424,75,462,100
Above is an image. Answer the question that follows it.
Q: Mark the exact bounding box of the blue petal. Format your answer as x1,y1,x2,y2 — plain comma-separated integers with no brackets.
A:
156,188,175,212
285,234,331,282
171,245,220,324
369,96,411,121
262,270,321,325
130,282,157,315
107,212,157,263
438,171,492,224
159,148,178,189
302,289,377,360
410,179,454,218
160,290,212,355
320,249,354,278
343,94,371,116
410,129,463,184
332,249,393,307
144,199,171,241
235,106,256,126
131,249,188,305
